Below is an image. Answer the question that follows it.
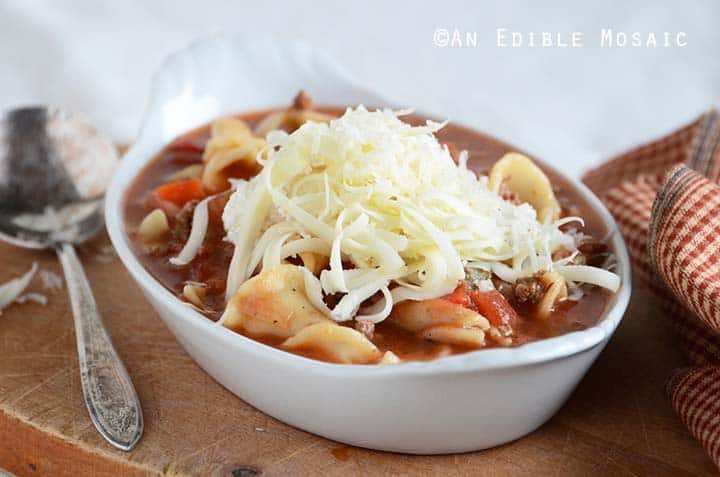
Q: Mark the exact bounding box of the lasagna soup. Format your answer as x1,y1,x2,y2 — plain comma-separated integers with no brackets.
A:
125,92,619,364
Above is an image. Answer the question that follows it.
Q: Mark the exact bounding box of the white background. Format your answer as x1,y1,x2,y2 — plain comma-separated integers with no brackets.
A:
1,0,718,177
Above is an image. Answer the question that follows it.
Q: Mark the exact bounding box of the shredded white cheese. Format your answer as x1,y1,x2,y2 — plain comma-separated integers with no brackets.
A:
221,107,619,323
170,196,212,266
16,292,48,305
0,263,38,315
39,269,63,292
555,265,620,292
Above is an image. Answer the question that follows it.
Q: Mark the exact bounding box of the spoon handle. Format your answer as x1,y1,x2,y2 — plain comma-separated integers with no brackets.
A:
56,242,143,451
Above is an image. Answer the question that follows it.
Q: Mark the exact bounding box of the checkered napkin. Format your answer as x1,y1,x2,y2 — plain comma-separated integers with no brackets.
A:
583,110,720,467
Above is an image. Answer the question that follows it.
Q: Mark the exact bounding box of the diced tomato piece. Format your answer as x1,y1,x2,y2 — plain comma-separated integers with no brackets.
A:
442,283,476,310
154,178,205,206
468,289,519,328
443,283,519,328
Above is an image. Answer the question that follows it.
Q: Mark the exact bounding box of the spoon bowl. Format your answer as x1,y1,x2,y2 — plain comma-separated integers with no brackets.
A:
0,107,114,248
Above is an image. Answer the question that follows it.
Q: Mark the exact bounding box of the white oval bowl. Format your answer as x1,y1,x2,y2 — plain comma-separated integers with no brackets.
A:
105,33,632,454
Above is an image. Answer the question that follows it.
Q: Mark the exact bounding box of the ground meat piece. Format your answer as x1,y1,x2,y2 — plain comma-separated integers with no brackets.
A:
354,320,375,340
585,253,609,268
578,239,608,255
323,292,343,309
493,279,515,302
513,276,545,304
175,199,198,224
172,199,198,243
292,90,312,110
577,239,610,267
205,277,226,295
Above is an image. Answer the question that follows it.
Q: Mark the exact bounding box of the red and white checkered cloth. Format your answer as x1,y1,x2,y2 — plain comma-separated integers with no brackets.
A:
583,110,720,468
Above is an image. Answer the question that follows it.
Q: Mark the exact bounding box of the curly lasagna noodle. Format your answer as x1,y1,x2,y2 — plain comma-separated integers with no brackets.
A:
125,92,620,364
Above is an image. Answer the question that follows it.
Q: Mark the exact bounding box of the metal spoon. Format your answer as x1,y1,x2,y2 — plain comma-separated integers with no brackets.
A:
0,107,143,451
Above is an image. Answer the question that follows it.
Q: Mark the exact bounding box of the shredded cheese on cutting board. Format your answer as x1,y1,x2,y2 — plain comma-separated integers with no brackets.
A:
0,263,39,316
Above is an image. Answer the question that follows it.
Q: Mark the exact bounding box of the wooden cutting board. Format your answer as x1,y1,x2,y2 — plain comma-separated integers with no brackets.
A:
0,235,716,476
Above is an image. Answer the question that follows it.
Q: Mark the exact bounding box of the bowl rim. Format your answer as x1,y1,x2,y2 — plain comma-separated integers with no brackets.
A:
105,36,632,378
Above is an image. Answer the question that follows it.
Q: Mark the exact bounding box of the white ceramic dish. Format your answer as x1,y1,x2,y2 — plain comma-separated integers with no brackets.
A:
105,33,632,454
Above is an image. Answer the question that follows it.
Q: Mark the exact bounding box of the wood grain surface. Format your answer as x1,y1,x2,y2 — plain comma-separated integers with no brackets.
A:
0,235,717,476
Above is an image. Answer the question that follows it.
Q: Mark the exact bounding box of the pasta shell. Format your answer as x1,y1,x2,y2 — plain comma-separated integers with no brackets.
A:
389,299,489,333
202,117,265,192
182,284,206,308
137,208,169,244
378,351,402,365
536,271,568,319
254,110,333,138
488,153,560,223
205,117,253,155
487,327,513,347
202,144,264,192
253,111,286,138
281,322,381,364
421,326,485,348
222,265,329,339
